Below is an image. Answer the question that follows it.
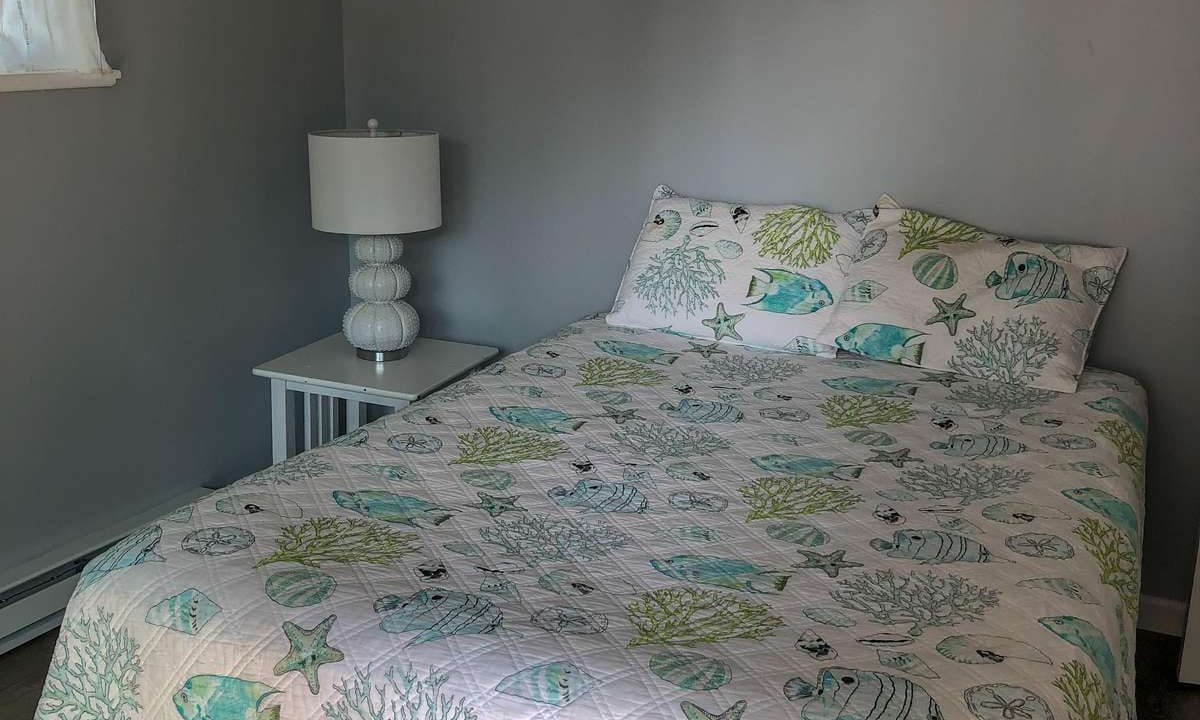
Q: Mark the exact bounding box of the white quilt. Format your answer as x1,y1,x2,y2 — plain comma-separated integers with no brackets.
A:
35,316,1147,720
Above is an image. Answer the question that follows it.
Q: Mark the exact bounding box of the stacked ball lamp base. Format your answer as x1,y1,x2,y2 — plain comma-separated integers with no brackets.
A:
343,235,419,362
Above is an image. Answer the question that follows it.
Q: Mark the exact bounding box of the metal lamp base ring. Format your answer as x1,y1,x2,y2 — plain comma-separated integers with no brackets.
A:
356,347,409,362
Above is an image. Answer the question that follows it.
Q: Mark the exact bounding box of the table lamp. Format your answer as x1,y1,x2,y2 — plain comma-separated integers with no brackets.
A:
308,119,441,361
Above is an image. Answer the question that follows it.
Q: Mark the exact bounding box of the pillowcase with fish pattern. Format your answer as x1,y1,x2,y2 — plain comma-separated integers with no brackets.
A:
607,185,870,357
814,195,1126,392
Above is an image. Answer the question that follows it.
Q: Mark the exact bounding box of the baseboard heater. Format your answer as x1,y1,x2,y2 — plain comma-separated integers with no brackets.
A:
0,486,213,656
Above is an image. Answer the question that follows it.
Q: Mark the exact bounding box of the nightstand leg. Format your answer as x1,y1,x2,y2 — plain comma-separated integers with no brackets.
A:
303,394,316,450
270,379,295,463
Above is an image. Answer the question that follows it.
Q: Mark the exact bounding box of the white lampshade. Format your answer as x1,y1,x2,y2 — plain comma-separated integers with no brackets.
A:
308,126,441,235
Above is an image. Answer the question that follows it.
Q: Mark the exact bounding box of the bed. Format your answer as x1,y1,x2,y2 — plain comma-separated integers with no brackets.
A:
34,315,1146,720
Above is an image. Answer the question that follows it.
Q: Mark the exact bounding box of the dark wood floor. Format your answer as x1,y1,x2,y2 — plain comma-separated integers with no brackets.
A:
0,631,57,720
1137,630,1200,719
4,628,1200,718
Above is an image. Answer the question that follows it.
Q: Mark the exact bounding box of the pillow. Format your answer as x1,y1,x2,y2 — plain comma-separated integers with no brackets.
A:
815,195,1126,392
608,185,870,357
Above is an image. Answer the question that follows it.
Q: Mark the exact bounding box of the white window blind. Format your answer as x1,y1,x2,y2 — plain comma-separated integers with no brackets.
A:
0,0,119,91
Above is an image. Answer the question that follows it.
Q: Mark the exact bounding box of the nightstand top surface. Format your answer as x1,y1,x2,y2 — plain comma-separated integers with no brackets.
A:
253,334,499,401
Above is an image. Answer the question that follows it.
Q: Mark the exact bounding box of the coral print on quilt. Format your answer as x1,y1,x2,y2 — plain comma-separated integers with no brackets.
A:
816,196,1126,392
36,316,1146,720
608,184,875,357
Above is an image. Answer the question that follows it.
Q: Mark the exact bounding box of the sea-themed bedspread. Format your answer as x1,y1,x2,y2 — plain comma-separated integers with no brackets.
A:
35,316,1147,720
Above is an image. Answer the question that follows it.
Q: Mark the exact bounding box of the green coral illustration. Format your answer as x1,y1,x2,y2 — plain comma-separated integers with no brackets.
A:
611,421,731,460
1096,419,1145,477
832,568,999,636
897,209,984,257
577,357,667,387
626,586,783,647
480,513,632,565
1053,660,1116,720
1074,518,1138,619
633,238,725,316
241,453,335,486
897,463,1031,505
254,517,420,568
739,477,862,521
37,609,142,720
947,316,1061,384
818,395,915,428
323,664,478,720
431,378,483,402
450,426,566,466
752,206,839,267
949,381,1058,415
701,355,805,384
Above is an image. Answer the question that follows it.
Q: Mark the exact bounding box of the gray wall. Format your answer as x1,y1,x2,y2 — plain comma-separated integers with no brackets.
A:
344,0,1200,602
0,1,347,571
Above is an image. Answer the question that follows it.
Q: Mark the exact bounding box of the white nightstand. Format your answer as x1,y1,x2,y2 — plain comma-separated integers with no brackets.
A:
253,333,498,462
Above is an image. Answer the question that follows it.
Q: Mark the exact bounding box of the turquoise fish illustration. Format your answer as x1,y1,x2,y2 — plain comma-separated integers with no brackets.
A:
1061,488,1139,541
495,661,596,707
745,268,833,315
822,377,919,398
490,406,585,434
752,454,864,480
986,252,1081,306
173,675,281,720
1038,615,1117,692
801,667,942,720
332,490,454,527
930,434,1028,457
1086,396,1146,437
869,529,994,564
834,324,927,365
79,524,164,590
374,587,503,646
651,555,791,594
595,340,680,365
548,478,648,513
660,398,744,423
146,588,221,635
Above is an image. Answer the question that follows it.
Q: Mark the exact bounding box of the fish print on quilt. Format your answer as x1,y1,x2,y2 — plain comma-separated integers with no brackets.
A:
35,315,1146,720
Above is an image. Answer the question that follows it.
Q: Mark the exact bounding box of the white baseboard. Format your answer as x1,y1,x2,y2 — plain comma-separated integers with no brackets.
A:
1139,593,1188,637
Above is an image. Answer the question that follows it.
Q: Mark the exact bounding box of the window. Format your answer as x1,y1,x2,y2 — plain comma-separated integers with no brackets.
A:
0,0,119,92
